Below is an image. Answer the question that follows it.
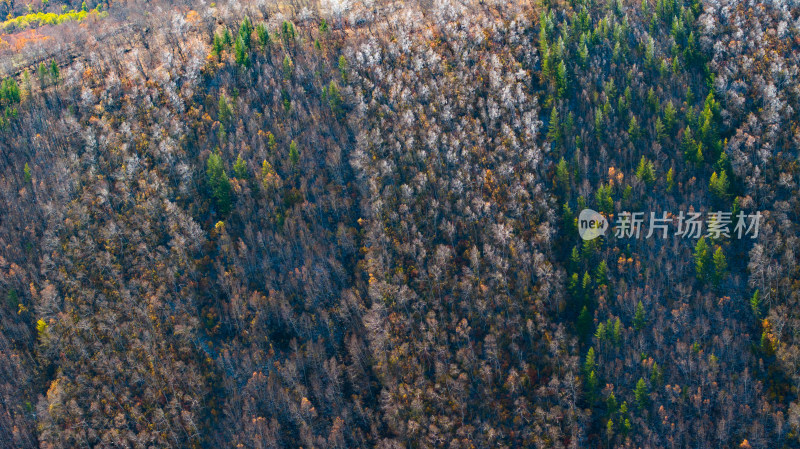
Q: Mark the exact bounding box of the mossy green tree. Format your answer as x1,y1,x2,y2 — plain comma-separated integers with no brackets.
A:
654,115,666,141
23,162,32,184
681,126,697,161
281,20,295,45
584,347,596,374
665,167,674,192
233,154,247,179
556,60,568,97
20,69,31,98
234,36,250,67
595,261,608,287
546,106,561,148
577,306,592,340
325,81,343,116
49,60,59,84
212,33,225,60
283,54,293,80
750,290,761,318
628,115,640,141
607,392,618,415
338,55,348,82
650,362,663,387
207,152,232,215
0,77,20,127
634,301,646,331
584,347,599,402
594,107,604,138
663,100,677,132
596,184,613,215
218,94,233,127
256,23,270,50
712,246,727,289
709,170,729,202
238,17,253,48
635,156,655,185
37,62,47,88
634,378,649,409
698,92,721,156
289,140,300,168
555,157,570,192
578,39,589,67
0,77,20,105
281,89,291,113
693,237,711,283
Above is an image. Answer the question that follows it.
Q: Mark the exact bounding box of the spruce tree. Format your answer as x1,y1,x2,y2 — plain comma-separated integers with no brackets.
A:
206,152,232,215
634,378,649,409
23,162,32,184
289,140,300,167
634,301,646,331
635,156,655,185
256,24,270,50
712,246,727,288
238,17,253,48
233,154,247,179
234,36,250,67
709,170,730,201
694,237,711,282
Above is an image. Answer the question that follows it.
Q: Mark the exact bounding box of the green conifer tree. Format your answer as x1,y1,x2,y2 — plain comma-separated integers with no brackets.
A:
206,152,232,215
233,154,247,179
634,378,649,409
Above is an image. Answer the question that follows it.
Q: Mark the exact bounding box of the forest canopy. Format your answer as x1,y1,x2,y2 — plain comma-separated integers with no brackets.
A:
0,0,798,448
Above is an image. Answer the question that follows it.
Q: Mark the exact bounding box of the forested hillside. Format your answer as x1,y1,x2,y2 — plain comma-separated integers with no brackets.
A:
0,0,798,448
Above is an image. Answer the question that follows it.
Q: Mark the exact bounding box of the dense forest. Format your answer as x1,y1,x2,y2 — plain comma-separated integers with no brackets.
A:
0,0,799,447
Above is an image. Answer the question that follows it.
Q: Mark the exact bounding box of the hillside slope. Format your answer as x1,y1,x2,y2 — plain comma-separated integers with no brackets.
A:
0,0,798,448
